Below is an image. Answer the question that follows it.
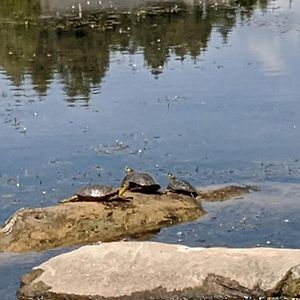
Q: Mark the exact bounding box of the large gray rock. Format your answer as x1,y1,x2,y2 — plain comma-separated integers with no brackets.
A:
18,241,300,299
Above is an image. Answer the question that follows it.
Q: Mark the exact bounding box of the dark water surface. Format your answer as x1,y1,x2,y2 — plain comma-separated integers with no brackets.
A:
1,0,300,297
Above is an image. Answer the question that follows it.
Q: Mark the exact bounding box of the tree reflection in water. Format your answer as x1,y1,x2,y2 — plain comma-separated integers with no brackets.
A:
0,0,267,102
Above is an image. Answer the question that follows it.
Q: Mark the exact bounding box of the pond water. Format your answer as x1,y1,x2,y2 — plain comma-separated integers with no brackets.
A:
1,0,300,297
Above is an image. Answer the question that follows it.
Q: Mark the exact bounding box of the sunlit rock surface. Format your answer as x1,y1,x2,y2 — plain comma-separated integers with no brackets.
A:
0,192,204,253
18,241,300,299
0,186,253,253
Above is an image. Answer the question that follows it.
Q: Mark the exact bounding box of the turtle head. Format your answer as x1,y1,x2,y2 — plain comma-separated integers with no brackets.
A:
118,181,129,196
125,165,134,174
167,173,176,180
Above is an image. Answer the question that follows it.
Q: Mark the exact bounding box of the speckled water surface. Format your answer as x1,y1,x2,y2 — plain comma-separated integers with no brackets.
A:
0,0,300,298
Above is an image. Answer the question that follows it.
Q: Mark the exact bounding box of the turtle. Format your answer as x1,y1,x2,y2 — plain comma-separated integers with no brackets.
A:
167,173,198,198
59,184,119,203
118,166,161,196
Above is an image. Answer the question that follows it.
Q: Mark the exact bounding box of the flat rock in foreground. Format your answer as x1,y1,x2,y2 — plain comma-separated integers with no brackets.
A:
18,241,300,299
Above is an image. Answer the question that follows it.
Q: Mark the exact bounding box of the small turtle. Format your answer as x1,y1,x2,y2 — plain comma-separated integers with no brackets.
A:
60,184,119,203
118,166,161,196
167,173,198,198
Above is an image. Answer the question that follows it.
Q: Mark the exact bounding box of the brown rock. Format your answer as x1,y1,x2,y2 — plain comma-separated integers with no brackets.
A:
198,184,258,202
0,192,204,253
0,185,255,253
17,241,300,299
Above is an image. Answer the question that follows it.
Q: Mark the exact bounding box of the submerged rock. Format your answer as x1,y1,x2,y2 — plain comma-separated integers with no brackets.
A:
0,185,255,253
17,241,300,299
199,185,258,202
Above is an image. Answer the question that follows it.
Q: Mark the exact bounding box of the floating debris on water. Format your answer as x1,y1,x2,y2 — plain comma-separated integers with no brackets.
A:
20,127,26,134
95,140,129,154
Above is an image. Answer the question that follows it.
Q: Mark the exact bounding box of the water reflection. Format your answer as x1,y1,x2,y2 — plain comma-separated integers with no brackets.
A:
40,0,189,14
39,0,267,15
245,0,300,76
249,36,287,76
0,0,267,102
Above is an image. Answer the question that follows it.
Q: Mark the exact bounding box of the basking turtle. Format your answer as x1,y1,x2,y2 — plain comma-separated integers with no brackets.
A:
167,173,198,198
118,166,161,196
60,184,119,203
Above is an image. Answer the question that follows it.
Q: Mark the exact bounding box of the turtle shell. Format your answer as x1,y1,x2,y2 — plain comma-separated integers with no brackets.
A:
60,184,118,203
167,176,198,197
121,172,161,193
76,185,118,201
